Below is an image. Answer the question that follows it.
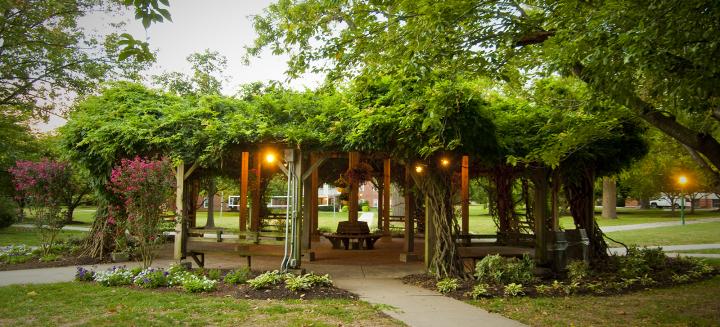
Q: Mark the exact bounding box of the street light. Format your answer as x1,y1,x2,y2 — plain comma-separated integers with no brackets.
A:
678,175,688,225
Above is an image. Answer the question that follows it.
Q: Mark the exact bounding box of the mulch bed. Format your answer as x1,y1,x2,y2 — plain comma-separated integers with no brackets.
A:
401,268,720,299
0,255,106,271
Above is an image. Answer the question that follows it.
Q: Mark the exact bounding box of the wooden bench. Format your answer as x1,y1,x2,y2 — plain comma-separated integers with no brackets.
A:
458,246,534,267
322,221,382,250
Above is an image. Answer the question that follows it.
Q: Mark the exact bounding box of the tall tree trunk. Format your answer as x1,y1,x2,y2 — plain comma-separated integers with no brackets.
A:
562,168,609,265
601,177,617,219
640,197,650,209
412,170,465,278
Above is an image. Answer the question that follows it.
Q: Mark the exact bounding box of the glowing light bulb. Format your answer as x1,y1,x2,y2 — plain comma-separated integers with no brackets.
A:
440,158,450,167
415,165,424,173
265,153,276,163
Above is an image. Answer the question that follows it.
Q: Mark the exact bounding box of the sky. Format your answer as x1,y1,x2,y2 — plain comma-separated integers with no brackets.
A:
36,0,322,132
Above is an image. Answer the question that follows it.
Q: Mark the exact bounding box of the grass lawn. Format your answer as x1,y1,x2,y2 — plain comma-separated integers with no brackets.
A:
59,205,719,235
606,222,720,247
0,282,401,327
470,275,720,326
0,227,87,246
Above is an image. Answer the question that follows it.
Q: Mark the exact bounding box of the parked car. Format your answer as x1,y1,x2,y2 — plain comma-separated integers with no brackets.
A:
649,197,691,209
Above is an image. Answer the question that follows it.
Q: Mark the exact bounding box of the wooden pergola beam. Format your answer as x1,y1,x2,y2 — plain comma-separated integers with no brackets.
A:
461,155,469,235
348,151,360,223
251,152,262,231
383,158,391,237
239,152,249,232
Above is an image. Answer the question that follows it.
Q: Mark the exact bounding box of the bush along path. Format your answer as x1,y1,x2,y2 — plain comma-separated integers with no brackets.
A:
74,264,353,300
403,249,718,301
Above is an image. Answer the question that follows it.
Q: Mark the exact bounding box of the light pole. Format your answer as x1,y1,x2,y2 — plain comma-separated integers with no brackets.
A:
678,175,688,225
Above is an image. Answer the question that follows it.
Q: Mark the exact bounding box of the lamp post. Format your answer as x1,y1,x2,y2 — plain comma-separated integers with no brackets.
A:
678,175,688,225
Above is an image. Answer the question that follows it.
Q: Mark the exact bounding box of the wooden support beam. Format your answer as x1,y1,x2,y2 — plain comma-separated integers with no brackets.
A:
174,162,185,261
461,155,469,235
551,169,560,231
532,169,549,264
310,153,319,240
184,161,199,181
404,164,414,253
383,158,391,236
239,152,249,232
348,152,360,223
251,153,262,231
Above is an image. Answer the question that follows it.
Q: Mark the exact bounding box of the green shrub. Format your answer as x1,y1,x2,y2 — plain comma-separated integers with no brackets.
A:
207,268,222,281
361,205,370,212
504,283,524,296
285,274,313,292
223,268,251,285
247,270,286,289
0,245,33,264
94,266,133,286
475,254,535,285
39,254,59,262
133,268,168,288
130,266,143,277
535,284,553,296
0,197,17,228
567,260,589,283
469,283,490,299
340,206,348,212
167,264,192,286
181,274,217,293
436,278,459,294
75,267,95,281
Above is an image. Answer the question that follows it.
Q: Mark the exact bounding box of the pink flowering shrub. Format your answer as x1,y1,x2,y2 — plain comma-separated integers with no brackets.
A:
107,157,174,268
8,159,72,255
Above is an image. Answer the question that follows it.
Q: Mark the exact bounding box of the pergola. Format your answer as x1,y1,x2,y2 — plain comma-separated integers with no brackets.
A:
172,147,560,271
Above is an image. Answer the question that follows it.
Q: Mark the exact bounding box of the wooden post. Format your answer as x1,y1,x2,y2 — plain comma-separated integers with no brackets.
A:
310,153,319,241
251,152,262,231
348,151,360,223
551,169,560,231
239,152,249,231
461,155,469,235
302,152,313,251
532,169,549,264
400,164,419,262
174,162,185,261
383,158,391,238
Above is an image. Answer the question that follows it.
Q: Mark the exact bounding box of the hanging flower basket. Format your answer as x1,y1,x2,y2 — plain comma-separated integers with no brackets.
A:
345,162,373,184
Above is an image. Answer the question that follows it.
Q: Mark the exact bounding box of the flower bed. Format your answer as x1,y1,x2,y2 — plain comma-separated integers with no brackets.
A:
0,240,102,271
404,248,719,300
75,265,353,299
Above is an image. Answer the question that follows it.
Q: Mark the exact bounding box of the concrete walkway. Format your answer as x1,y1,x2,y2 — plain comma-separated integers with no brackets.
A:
609,243,720,258
335,278,525,327
12,224,91,232
0,259,174,287
600,217,720,232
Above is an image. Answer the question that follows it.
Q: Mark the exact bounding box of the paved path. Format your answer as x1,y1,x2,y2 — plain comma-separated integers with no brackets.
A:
600,217,720,232
609,243,720,257
12,224,91,232
0,259,174,287
335,278,525,327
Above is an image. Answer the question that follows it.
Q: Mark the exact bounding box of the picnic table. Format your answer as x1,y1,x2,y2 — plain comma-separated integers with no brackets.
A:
323,221,382,250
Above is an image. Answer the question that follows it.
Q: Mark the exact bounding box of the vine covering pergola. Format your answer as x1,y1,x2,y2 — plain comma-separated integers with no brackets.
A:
61,78,647,277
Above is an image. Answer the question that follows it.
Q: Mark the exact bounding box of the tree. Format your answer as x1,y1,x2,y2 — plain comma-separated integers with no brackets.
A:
0,0,171,120
601,177,617,219
9,159,73,255
249,0,720,191
153,50,229,96
108,156,174,268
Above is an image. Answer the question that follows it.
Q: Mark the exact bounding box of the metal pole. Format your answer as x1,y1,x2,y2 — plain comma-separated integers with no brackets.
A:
680,190,686,225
